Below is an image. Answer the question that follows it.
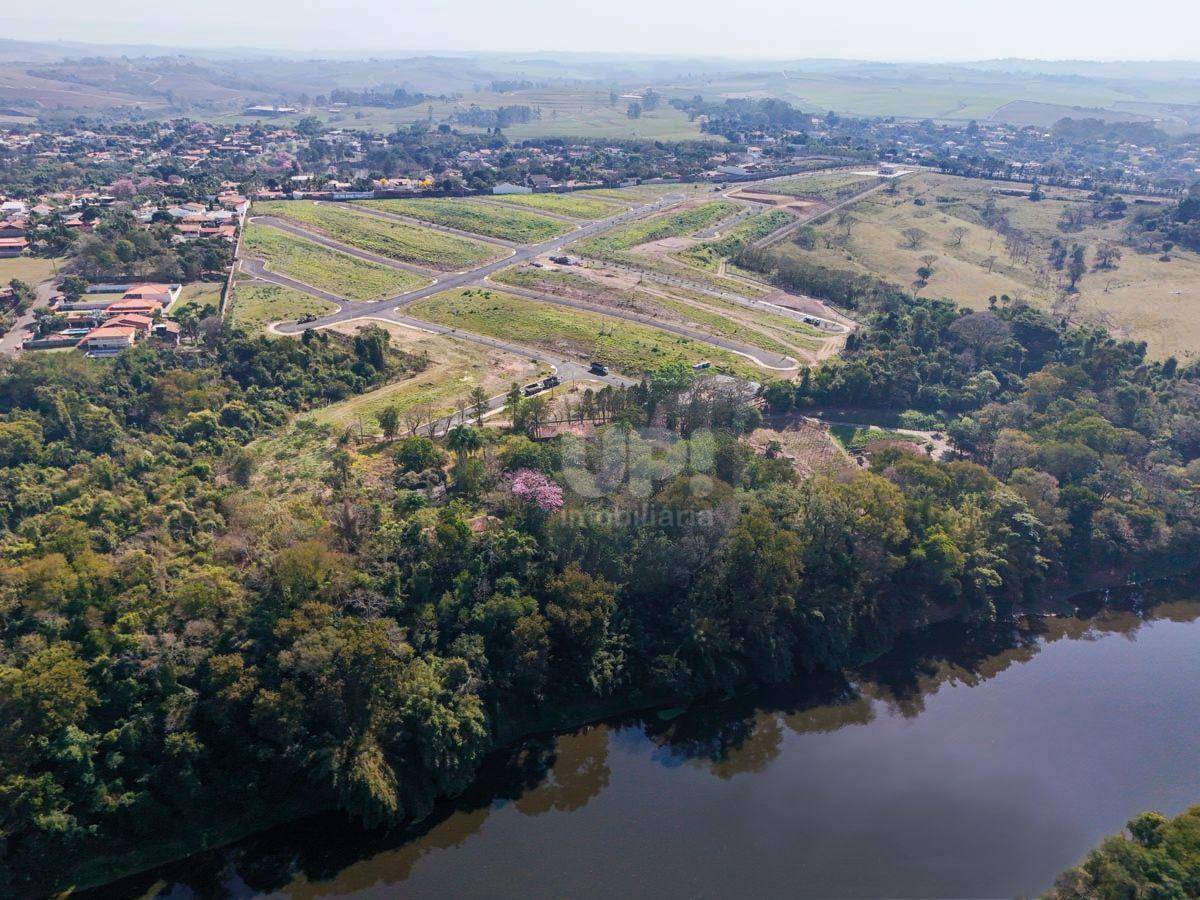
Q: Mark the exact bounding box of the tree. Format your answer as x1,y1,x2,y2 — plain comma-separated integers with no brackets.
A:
468,385,489,426
626,102,642,120
1094,243,1121,270
901,227,927,250
949,226,968,248
446,425,482,462
1067,244,1087,291
376,405,400,440
59,275,89,301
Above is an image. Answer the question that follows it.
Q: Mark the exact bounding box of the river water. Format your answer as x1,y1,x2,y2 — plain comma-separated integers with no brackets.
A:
107,588,1200,899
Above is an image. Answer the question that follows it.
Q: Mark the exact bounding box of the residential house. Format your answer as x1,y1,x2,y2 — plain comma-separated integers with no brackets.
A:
76,326,138,356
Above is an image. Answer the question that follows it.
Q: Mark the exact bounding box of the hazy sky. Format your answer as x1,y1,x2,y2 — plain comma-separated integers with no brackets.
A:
9,0,1200,61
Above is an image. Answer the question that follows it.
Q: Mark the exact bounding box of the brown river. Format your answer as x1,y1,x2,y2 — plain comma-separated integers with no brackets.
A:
97,584,1200,899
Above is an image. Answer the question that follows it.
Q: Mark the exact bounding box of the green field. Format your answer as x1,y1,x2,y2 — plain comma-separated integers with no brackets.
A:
252,201,501,271
572,201,741,260
167,282,223,316
242,223,430,300
408,287,762,378
676,209,796,271
356,198,570,243
228,282,336,332
481,192,630,220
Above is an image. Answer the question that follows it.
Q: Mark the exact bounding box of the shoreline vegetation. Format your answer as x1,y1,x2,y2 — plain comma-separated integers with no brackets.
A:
51,565,1197,895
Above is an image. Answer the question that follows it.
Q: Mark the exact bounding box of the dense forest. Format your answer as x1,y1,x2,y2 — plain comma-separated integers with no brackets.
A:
3,256,1200,892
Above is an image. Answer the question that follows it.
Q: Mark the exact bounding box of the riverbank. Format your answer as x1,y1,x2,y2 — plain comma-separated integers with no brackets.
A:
60,564,1199,897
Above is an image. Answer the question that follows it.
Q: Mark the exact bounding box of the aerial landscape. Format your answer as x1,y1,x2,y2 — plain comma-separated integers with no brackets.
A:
2,0,1200,896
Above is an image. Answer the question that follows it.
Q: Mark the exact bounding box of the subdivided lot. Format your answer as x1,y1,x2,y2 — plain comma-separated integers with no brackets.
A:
309,320,546,433
0,255,63,285
493,265,820,360
780,171,1200,359
408,287,763,379
242,223,430,300
252,201,502,271
355,198,571,243
675,209,796,271
571,201,741,261
481,192,631,220
228,282,336,332
760,172,880,200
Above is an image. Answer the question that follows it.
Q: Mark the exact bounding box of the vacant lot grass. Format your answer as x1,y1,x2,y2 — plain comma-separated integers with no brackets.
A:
763,171,880,200
356,198,571,243
243,223,429,300
676,209,796,271
310,321,545,433
229,282,336,332
167,282,223,316
481,192,630,220
0,256,63,285
252,201,501,271
572,201,741,260
493,264,811,360
409,287,762,378
779,171,1200,359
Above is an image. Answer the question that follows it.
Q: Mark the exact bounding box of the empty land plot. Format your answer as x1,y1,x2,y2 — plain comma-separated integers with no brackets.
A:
242,223,430,300
482,192,630,220
572,201,742,261
168,282,223,316
494,264,819,360
762,172,880,200
745,424,855,479
310,321,545,433
229,282,336,332
675,209,797,271
252,201,501,271
408,287,762,379
355,198,571,243
0,256,63,285
779,171,1200,359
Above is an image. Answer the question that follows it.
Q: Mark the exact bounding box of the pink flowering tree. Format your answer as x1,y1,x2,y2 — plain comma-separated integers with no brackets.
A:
110,178,136,199
506,469,564,512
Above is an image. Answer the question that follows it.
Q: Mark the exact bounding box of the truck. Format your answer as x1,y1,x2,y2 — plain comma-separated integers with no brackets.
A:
589,361,609,376
692,360,712,371
541,375,561,389
523,381,545,397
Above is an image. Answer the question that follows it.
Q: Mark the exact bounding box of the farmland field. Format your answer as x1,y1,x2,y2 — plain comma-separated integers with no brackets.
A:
355,198,571,242
481,192,631,220
775,172,1200,360
252,201,502,271
408,287,763,378
228,282,336,332
242,223,430,299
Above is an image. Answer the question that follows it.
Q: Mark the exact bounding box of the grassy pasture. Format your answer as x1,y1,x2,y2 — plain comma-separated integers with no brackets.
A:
228,282,336,332
242,223,429,300
760,171,880,200
408,287,762,378
356,198,570,243
780,172,1200,360
252,201,501,271
676,209,796,271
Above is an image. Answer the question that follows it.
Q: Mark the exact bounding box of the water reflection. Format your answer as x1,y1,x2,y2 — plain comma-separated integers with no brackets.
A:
94,579,1200,899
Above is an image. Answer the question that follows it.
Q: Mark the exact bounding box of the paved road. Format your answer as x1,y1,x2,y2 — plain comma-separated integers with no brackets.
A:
0,280,59,354
270,193,685,335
